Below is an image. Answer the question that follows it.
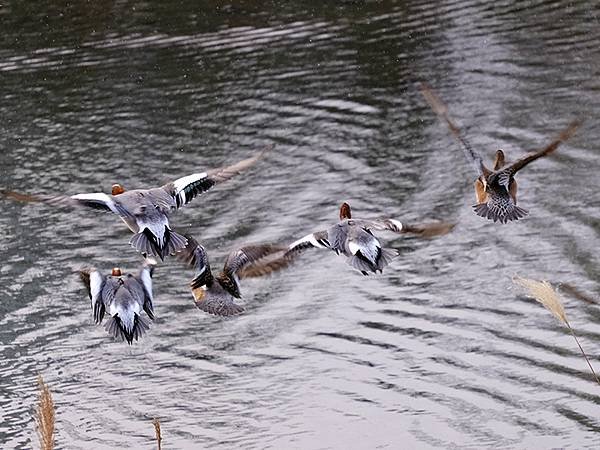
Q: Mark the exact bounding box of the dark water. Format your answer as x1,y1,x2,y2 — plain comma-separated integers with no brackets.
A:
1,1,600,448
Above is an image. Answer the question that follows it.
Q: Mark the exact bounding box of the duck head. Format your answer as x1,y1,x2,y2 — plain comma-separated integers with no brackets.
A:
111,184,126,195
339,202,352,220
493,149,505,171
111,268,122,277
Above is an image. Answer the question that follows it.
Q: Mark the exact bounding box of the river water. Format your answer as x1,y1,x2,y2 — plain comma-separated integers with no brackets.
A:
1,1,600,448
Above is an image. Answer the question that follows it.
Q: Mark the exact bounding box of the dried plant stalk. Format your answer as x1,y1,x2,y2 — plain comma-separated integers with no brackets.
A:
153,418,162,450
36,375,55,450
513,276,600,385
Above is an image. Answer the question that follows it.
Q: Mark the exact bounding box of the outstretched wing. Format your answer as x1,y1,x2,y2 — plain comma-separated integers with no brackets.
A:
420,82,489,178
0,190,130,217
354,218,456,238
226,244,292,279
79,268,107,324
137,258,157,320
286,230,331,255
164,144,273,209
500,119,581,177
176,236,213,288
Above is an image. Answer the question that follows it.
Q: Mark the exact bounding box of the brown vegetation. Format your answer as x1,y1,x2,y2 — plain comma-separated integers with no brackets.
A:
513,276,600,385
36,375,55,450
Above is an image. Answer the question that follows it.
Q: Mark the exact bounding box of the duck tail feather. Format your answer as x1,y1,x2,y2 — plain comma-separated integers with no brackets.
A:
104,314,150,344
130,231,163,260
473,203,528,223
164,229,188,258
194,295,246,317
378,247,400,269
347,252,378,275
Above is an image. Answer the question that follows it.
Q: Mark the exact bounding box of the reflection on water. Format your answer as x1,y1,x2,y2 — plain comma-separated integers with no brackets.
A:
1,0,600,448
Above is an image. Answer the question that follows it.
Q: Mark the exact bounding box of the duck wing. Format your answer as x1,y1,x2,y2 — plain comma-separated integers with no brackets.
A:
420,82,489,178
225,244,290,279
354,218,456,238
0,190,134,219
79,268,107,324
136,258,157,320
498,119,581,177
176,236,214,289
177,236,246,316
163,144,273,209
286,229,332,255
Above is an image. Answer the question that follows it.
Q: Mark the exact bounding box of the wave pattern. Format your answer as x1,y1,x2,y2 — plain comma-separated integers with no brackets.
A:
1,0,600,448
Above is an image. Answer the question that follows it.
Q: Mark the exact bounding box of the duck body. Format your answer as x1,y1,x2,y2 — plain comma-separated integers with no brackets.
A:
322,219,398,275
80,262,155,344
1,147,271,260
420,82,580,224
178,236,289,316
285,203,453,275
472,162,527,223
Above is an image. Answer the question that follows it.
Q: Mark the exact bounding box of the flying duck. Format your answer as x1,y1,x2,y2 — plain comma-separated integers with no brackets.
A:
79,259,156,344
285,202,455,275
420,83,580,223
177,235,291,317
1,145,271,259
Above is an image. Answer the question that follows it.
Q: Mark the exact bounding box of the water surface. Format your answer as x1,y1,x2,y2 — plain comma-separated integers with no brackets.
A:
1,1,600,448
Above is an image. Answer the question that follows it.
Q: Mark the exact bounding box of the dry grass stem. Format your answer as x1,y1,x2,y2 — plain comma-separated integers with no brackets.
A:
153,418,162,450
513,276,600,385
36,375,55,450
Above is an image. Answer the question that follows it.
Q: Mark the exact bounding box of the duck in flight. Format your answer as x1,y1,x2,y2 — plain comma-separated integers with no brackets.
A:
79,259,156,344
284,202,455,275
420,83,580,223
177,235,293,317
1,146,271,259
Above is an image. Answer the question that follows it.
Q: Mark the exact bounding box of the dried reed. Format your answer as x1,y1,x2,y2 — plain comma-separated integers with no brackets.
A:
513,276,600,385
152,418,162,450
36,375,55,450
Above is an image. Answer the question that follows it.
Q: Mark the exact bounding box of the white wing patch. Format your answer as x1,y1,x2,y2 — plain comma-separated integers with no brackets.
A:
89,270,105,307
70,192,120,214
139,267,153,301
388,219,403,232
172,172,207,205
289,233,328,250
348,241,361,255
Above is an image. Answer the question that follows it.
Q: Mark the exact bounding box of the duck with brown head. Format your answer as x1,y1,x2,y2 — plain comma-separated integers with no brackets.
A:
79,259,156,344
284,202,455,275
0,145,273,260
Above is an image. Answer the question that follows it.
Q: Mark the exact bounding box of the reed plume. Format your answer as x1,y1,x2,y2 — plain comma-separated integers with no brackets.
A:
153,418,162,450
35,375,55,450
513,276,600,385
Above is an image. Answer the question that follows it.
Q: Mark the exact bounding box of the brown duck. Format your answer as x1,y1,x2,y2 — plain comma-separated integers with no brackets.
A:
420,83,581,223
177,235,292,317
